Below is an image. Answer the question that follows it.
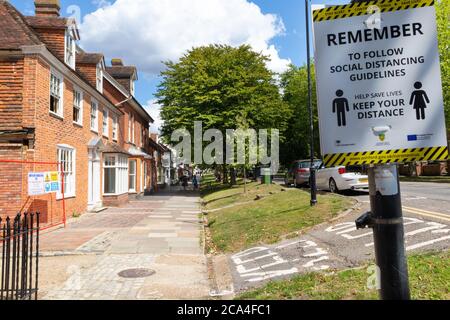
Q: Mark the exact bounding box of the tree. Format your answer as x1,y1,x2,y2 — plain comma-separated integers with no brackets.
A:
279,64,321,166
156,44,291,174
436,0,449,128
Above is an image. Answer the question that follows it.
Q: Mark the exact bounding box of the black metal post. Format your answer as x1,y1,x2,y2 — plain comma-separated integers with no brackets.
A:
305,0,317,206
366,165,411,299
349,0,411,300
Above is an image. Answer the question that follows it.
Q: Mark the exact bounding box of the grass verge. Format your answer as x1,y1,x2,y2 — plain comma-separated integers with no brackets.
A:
400,175,450,184
238,250,450,300
203,181,354,253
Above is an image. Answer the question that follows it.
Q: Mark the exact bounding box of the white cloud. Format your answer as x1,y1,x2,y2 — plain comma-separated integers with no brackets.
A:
145,99,163,133
80,0,290,74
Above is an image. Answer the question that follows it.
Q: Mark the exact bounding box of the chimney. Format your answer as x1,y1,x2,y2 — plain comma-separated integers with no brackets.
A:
35,0,61,17
111,58,124,66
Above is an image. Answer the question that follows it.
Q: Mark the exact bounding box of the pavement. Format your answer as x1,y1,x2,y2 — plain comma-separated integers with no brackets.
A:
39,188,210,300
227,181,450,293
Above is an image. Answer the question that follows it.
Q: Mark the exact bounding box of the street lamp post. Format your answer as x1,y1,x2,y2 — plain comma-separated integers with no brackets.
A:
305,0,318,206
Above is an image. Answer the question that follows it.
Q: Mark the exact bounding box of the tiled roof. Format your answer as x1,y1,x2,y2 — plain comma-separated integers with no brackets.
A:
101,142,130,155
77,52,104,65
0,0,42,50
25,16,69,29
106,66,137,79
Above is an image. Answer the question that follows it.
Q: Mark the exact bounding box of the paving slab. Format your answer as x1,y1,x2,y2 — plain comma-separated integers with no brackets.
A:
41,189,210,300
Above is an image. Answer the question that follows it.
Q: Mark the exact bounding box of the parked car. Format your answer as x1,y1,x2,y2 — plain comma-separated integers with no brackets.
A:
315,162,369,193
285,160,322,187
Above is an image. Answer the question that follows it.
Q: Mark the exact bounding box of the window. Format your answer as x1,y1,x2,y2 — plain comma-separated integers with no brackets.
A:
102,108,109,137
128,113,135,144
50,72,63,117
73,88,83,125
112,115,118,141
140,161,144,192
90,100,98,132
96,63,103,93
143,162,147,189
104,154,128,195
57,146,76,198
129,160,137,192
65,30,76,69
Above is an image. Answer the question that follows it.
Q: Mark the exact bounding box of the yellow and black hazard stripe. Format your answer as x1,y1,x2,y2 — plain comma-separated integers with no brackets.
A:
313,0,435,22
323,146,449,167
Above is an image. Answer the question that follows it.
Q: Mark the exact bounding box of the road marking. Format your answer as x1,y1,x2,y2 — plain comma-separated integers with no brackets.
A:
403,206,450,222
406,235,450,251
403,206,450,219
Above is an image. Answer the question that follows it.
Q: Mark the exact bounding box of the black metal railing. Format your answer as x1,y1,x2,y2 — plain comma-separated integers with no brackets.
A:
0,213,40,300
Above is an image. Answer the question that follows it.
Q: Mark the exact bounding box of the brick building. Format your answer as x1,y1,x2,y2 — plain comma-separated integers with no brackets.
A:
0,0,155,222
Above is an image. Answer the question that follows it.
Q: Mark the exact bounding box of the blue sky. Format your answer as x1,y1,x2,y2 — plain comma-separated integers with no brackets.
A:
11,0,348,131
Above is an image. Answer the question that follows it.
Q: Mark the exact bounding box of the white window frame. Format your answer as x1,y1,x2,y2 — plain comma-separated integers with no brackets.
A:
129,159,137,193
102,108,109,137
73,87,83,126
112,115,118,141
103,154,129,196
128,112,135,144
49,71,64,118
140,161,144,192
57,145,76,199
143,161,147,189
96,63,103,93
64,29,76,69
90,99,99,132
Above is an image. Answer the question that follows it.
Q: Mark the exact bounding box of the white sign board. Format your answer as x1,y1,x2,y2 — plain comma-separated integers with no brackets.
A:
28,172,45,196
313,0,448,167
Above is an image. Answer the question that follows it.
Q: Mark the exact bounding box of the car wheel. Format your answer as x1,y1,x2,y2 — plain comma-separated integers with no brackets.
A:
284,177,290,187
329,178,338,193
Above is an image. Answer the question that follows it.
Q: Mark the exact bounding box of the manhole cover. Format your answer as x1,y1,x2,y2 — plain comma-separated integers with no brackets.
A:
118,268,156,279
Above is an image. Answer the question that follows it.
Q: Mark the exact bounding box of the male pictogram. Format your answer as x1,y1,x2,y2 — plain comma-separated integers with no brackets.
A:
333,90,350,127
409,82,430,120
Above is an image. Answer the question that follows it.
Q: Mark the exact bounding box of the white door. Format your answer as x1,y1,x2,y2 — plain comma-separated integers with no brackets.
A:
88,149,102,210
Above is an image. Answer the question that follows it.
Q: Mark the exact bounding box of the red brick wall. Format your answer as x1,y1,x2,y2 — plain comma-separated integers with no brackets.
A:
30,57,113,218
103,193,129,207
0,144,24,219
0,57,24,130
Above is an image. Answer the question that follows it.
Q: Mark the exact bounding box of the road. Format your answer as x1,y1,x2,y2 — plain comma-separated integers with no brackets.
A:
348,181,450,222
228,181,450,293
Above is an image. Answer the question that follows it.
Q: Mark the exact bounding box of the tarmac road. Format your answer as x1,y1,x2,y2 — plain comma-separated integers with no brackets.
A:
228,181,450,293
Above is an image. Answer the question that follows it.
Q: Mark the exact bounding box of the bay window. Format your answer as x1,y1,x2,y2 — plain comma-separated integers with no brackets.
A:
103,154,128,195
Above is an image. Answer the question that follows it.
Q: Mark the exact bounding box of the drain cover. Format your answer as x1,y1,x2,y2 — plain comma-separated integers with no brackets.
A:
118,268,155,279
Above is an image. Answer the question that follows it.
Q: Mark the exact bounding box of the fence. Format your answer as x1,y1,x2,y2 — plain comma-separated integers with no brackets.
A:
0,160,66,230
0,213,40,300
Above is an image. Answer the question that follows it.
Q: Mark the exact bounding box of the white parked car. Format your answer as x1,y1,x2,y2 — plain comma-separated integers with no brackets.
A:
315,163,369,193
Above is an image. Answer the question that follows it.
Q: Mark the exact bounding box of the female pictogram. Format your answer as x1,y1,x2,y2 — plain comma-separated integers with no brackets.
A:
409,82,430,120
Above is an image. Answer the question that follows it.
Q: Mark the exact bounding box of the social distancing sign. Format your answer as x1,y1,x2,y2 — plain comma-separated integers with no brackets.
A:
313,0,448,167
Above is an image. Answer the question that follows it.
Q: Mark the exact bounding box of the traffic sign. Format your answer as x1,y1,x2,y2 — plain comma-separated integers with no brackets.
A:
313,0,448,167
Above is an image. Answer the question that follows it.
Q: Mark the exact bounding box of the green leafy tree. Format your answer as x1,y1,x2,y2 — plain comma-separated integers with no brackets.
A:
279,64,321,166
157,44,290,170
436,0,449,128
